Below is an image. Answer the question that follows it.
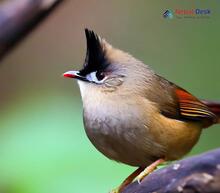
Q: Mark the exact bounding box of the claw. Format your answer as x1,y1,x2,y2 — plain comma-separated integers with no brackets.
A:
110,167,143,193
136,159,165,183
109,187,120,193
110,159,165,192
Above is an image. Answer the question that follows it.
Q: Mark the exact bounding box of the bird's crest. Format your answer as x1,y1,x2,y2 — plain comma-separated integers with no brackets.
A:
80,29,109,76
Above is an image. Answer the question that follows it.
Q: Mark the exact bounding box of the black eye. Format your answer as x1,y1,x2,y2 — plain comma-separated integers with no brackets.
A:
96,71,105,81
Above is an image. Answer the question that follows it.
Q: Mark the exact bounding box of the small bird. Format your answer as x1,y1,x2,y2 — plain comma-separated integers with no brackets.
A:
63,29,220,192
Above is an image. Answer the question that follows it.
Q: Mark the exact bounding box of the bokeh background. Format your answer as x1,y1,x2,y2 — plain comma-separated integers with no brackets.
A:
0,1,220,193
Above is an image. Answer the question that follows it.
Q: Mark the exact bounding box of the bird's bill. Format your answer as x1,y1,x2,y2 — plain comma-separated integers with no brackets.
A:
63,70,79,78
63,70,88,81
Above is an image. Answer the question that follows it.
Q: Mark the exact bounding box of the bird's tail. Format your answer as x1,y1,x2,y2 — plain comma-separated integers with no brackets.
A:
202,100,220,123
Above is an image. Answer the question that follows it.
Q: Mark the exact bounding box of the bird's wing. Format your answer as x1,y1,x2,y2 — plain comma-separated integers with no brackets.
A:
173,87,217,123
149,75,217,127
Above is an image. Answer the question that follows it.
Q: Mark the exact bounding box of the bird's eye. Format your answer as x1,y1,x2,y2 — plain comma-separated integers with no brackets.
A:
96,71,105,81
86,71,106,84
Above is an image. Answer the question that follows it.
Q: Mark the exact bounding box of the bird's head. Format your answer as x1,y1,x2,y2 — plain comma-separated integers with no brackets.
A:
64,29,152,99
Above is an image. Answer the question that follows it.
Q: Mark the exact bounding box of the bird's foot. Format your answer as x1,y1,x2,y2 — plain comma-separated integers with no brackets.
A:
136,158,165,184
110,159,165,192
110,167,144,193
109,187,120,193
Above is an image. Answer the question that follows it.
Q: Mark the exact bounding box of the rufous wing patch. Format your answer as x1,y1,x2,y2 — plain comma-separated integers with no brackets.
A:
175,88,217,123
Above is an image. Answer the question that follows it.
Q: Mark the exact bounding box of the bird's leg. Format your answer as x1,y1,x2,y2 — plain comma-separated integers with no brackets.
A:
110,159,165,193
110,167,144,193
136,158,165,184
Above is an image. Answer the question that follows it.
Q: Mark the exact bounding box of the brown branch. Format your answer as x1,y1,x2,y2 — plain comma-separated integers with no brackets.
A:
122,148,220,193
0,0,64,61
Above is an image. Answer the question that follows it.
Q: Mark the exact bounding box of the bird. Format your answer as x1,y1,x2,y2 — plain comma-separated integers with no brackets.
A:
63,29,220,193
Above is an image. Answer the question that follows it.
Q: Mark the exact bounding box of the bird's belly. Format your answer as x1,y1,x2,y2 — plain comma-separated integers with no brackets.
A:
82,98,202,167
85,127,159,167
83,113,165,167
85,120,201,167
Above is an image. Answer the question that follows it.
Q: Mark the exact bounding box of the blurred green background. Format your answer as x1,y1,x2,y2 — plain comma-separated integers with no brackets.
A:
0,1,220,193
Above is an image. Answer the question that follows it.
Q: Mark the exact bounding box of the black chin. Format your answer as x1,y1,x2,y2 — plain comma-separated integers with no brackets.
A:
73,72,89,82
76,75,90,82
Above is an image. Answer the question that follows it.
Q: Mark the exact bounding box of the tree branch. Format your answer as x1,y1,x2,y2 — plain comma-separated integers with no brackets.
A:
0,0,64,60
122,148,220,193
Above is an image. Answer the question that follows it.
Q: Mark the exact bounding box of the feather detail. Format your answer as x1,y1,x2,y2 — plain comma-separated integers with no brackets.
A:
201,100,220,123
175,88,217,125
79,29,109,76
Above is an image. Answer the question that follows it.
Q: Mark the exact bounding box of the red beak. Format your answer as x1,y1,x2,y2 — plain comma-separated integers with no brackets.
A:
63,70,88,82
63,71,79,78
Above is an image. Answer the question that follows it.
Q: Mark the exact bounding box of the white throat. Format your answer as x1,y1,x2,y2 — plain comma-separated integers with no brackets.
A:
77,80,88,100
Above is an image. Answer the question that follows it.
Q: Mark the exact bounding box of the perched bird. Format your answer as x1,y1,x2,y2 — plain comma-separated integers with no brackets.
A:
63,29,220,192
